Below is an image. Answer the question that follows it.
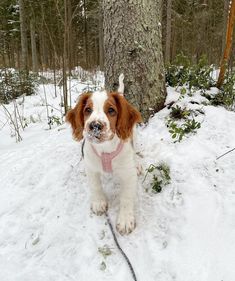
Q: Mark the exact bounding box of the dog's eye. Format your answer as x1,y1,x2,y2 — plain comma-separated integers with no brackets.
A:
85,107,92,114
108,107,115,115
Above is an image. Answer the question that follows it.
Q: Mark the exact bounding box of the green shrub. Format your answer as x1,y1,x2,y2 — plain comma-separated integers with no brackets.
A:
48,115,62,127
169,105,190,119
211,72,235,110
167,119,201,142
0,69,38,103
166,54,215,91
143,163,171,193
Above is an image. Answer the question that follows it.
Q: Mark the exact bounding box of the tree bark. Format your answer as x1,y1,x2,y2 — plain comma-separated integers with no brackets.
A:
67,0,73,73
19,0,28,71
30,19,38,73
165,0,172,63
103,0,166,121
222,0,230,53
83,0,89,68
99,2,104,70
217,0,235,88
63,0,68,114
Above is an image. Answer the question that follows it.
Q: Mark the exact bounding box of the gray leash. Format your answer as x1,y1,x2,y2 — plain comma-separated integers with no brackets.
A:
105,213,138,281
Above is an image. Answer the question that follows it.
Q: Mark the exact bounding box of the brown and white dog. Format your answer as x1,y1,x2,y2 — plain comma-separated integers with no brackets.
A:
66,75,142,235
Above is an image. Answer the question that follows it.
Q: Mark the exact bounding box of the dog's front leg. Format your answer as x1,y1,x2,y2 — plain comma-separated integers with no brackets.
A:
116,168,137,235
86,170,108,215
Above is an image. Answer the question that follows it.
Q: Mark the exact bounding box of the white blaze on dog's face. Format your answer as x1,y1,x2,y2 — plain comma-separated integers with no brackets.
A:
83,90,116,143
66,90,142,143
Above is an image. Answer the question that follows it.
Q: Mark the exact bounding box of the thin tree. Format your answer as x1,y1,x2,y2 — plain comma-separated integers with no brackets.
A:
30,18,38,73
103,0,166,121
217,0,235,88
63,0,69,114
19,0,28,71
222,0,230,53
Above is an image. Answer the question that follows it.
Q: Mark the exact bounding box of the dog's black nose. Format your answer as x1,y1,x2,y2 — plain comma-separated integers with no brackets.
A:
89,121,103,131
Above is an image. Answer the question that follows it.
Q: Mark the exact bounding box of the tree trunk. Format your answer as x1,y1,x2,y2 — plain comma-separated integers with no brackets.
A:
217,0,235,88
40,30,48,70
222,0,230,53
103,0,166,121
19,0,28,71
63,0,68,114
165,0,172,63
30,19,38,73
83,0,89,69
67,0,73,74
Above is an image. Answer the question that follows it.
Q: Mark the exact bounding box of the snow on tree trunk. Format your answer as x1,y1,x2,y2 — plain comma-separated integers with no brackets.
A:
103,0,166,121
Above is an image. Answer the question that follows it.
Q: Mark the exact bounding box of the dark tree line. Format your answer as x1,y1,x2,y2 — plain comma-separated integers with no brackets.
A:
0,0,234,72
162,0,234,66
0,0,101,71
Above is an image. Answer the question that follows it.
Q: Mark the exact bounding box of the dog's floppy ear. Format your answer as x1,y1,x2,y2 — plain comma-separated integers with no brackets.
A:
66,93,91,141
112,92,142,140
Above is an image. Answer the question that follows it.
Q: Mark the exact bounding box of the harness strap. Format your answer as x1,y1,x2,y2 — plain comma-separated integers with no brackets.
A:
91,141,124,173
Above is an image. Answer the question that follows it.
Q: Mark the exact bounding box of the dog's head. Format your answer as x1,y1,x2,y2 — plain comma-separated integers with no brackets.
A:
66,90,142,143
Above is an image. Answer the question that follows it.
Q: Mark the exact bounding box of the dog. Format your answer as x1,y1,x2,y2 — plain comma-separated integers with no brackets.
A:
66,75,142,235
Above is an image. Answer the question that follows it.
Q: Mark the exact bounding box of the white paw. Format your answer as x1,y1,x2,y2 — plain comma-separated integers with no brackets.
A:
91,198,108,216
116,211,136,235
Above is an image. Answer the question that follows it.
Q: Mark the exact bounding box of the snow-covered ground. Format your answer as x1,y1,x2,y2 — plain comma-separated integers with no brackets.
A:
1,78,235,281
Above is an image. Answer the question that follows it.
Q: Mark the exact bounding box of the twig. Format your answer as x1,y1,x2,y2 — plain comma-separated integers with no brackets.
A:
1,104,22,142
0,118,8,130
13,99,25,130
42,103,62,113
42,82,51,129
105,213,137,281
216,147,235,160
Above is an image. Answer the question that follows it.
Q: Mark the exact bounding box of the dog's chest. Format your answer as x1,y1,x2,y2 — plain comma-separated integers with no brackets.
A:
84,141,134,174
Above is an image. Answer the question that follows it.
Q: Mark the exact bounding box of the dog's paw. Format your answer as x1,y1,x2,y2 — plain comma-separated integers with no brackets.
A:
91,198,108,216
116,212,136,235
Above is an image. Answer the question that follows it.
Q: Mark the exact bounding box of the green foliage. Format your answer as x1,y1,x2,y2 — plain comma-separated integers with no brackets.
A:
0,69,38,103
98,245,112,259
180,87,187,96
143,163,171,193
168,119,201,142
167,103,202,142
48,115,62,127
169,105,190,119
0,2,20,58
211,72,235,110
166,54,215,91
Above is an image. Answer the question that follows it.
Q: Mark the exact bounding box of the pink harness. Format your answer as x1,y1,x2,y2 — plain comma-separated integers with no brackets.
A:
91,141,124,173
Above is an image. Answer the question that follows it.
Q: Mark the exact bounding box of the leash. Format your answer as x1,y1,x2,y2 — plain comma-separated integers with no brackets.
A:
81,139,85,159
216,147,235,160
105,212,138,281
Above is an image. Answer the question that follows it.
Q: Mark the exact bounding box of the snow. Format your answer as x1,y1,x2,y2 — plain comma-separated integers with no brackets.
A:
164,86,180,105
1,76,235,281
